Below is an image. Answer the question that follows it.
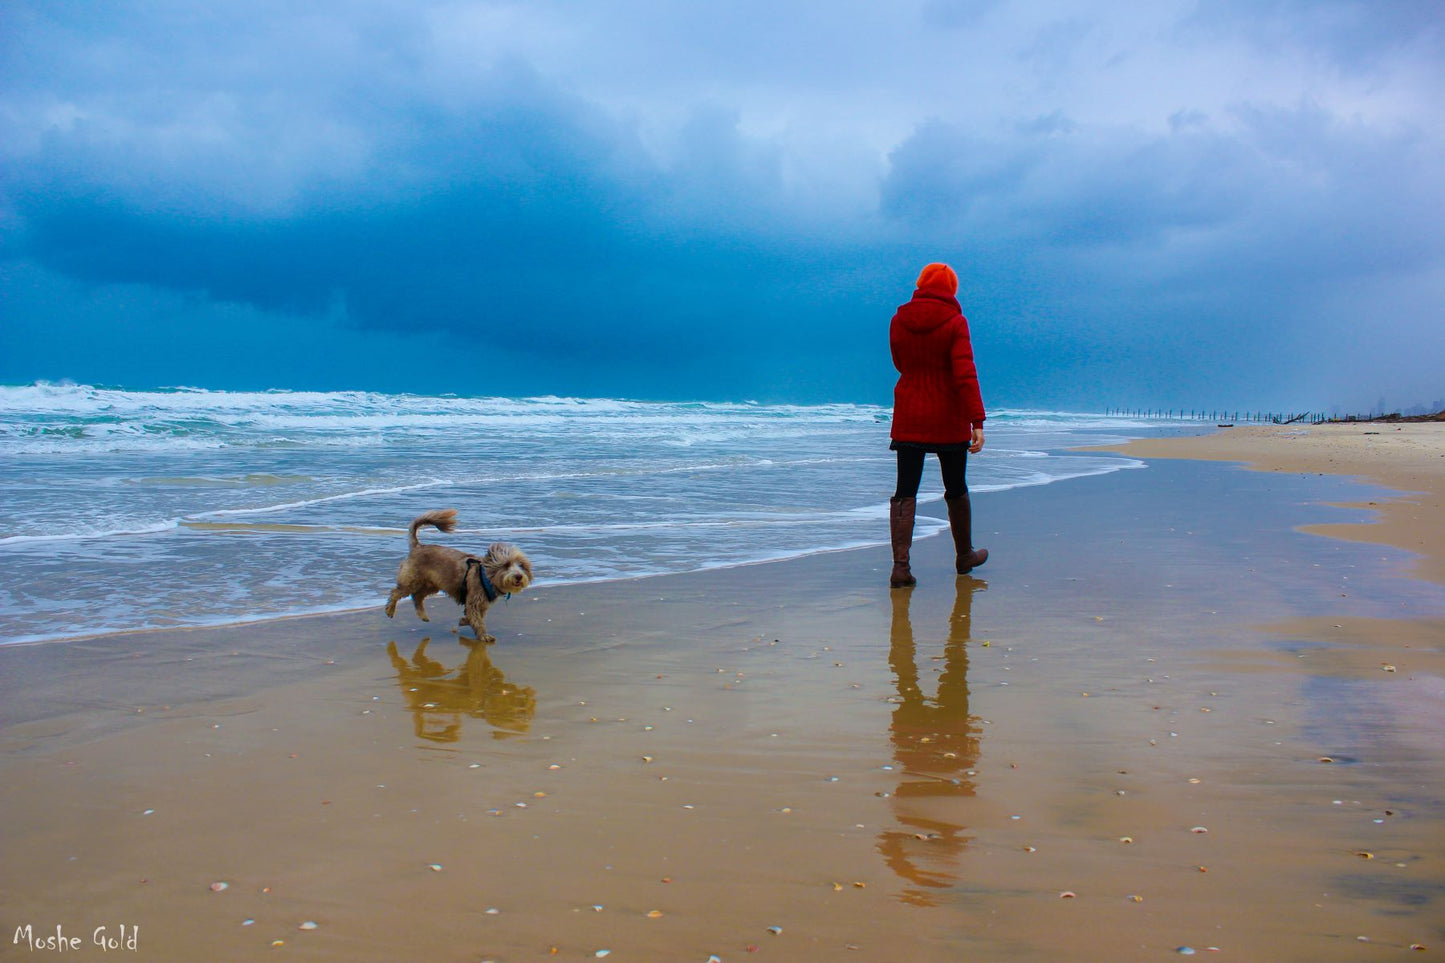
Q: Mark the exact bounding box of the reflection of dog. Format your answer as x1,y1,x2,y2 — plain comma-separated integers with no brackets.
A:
387,638,537,742
384,509,533,643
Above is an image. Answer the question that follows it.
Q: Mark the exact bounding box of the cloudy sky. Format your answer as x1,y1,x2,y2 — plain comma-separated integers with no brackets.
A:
2,0,1441,411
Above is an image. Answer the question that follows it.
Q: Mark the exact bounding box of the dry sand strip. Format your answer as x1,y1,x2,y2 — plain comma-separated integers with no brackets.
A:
1093,422,1445,585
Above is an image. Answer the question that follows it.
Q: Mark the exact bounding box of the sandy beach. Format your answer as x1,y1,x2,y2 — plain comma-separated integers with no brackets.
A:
3,425,1443,961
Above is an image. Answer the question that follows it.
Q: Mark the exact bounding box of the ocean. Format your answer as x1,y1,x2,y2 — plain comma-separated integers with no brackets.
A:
0,384,1164,645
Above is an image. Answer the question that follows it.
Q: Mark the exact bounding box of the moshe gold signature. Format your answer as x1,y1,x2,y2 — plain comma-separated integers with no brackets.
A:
12,924,139,952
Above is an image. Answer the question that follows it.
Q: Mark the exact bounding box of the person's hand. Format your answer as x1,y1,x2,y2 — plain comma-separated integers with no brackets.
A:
969,427,985,454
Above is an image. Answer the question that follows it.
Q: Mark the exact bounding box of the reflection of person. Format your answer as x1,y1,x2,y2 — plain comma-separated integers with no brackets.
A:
877,577,984,906
888,262,988,588
387,637,536,743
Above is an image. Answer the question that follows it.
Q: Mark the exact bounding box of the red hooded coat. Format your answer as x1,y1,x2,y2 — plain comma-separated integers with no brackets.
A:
889,290,986,445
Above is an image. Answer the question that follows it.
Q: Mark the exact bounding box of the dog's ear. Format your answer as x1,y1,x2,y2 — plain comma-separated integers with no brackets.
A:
486,542,512,562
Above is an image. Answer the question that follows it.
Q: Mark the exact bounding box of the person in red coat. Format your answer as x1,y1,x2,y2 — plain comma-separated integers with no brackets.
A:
888,262,988,587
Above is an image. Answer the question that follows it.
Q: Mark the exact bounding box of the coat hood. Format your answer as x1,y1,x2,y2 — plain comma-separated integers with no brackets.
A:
893,291,962,335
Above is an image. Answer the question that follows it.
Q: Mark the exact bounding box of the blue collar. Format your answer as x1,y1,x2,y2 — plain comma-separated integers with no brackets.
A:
465,557,500,603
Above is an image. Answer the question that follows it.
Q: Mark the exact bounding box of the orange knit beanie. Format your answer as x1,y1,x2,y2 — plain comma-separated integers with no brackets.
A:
916,262,958,296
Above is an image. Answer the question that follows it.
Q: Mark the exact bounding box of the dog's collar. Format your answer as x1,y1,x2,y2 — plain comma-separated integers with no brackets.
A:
464,557,501,603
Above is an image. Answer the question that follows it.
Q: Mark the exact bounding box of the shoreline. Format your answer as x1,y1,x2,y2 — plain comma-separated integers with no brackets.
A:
0,534,924,651
2,432,1442,960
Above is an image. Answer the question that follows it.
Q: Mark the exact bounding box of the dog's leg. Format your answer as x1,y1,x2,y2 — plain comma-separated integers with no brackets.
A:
412,592,431,622
469,615,495,644
385,586,406,618
460,613,494,642
463,598,495,643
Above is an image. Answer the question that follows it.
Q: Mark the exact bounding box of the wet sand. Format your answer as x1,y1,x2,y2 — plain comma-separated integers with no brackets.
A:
1098,422,1445,585
2,428,1443,961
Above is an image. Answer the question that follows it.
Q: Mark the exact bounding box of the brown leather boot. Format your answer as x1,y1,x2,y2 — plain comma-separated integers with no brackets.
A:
889,497,917,587
945,494,988,574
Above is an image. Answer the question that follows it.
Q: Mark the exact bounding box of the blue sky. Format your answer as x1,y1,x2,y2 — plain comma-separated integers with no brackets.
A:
2,0,1441,411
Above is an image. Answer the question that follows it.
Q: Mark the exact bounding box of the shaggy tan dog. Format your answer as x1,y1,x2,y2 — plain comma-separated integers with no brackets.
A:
384,509,533,643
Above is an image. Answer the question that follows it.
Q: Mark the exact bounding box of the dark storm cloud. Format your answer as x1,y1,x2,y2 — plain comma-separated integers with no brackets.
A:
1,1,904,401
5,64,877,380
1,0,1441,409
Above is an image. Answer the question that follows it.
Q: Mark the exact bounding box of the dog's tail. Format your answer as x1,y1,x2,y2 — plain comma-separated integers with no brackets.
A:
408,509,458,548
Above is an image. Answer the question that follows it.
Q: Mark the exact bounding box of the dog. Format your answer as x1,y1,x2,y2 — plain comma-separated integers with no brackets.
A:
384,509,533,643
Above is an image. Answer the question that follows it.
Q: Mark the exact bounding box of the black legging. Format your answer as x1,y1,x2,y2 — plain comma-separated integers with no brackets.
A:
894,448,968,500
